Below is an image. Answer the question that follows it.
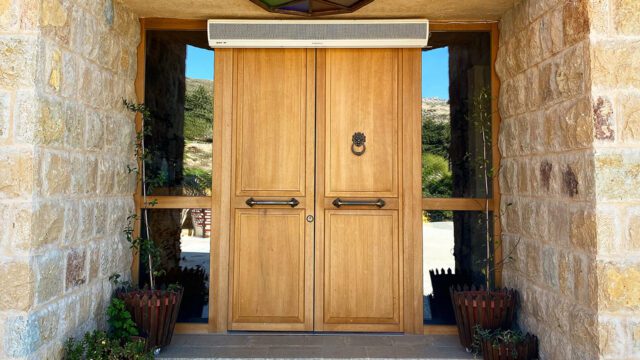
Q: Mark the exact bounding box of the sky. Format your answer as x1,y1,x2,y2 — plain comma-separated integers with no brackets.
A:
185,45,450,100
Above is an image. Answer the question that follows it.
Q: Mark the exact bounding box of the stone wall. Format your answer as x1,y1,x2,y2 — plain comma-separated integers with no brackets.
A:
0,0,139,358
496,0,598,358
590,0,640,357
498,0,640,358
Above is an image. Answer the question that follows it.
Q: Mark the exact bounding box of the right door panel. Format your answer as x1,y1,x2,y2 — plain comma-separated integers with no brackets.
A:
316,49,404,332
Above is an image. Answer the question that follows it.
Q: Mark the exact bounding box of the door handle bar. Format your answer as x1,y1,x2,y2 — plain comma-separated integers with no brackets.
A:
332,198,386,208
245,198,300,208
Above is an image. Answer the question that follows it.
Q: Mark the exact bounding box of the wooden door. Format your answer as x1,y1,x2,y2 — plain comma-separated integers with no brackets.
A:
315,49,404,332
228,49,315,331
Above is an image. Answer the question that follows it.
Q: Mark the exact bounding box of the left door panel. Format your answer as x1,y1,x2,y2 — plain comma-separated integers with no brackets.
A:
228,49,315,331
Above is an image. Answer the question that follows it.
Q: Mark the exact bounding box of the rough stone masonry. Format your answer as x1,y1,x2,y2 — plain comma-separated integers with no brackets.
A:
498,0,640,358
0,0,138,358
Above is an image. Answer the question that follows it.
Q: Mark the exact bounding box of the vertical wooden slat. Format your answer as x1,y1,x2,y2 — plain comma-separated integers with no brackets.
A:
490,23,503,287
210,48,233,332
401,48,423,334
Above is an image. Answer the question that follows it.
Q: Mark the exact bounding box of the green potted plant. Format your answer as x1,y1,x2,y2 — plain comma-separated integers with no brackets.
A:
63,298,153,359
64,330,153,360
113,101,183,352
473,326,538,360
449,89,517,350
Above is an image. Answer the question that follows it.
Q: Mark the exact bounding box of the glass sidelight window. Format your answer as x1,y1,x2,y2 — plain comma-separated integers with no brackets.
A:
140,208,211,323
143,31,214,196
136,28,215,326
421,30,498,326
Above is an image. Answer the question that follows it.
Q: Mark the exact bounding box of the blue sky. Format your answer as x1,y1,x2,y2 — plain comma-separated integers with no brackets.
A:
186,46,215,80
186,45,449,100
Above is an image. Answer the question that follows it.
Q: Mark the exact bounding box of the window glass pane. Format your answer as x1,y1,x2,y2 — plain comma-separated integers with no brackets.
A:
422,32,492,198
423,210,493,325
144,31,213,196
140,208,211,323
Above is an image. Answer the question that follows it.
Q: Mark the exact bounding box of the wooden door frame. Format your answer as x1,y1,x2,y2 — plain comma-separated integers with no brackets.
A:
133,18,501,335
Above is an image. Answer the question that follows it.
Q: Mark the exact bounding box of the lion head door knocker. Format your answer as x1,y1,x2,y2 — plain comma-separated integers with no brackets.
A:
351,132,366,156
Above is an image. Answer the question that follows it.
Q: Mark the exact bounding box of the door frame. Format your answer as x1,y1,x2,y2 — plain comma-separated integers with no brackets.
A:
132,18,501,335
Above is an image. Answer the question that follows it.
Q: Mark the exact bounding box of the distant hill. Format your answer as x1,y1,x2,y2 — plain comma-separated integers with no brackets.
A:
422,98,450,123
186,78,213,95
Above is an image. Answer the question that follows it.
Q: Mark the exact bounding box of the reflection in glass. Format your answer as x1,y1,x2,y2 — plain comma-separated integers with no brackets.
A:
423,211,493,325
422,32,492,199
141,208,211,323
144,31,214,196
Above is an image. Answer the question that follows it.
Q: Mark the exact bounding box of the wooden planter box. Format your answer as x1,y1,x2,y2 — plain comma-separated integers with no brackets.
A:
450,286,517,350
480,334,538,360
117,289,183,350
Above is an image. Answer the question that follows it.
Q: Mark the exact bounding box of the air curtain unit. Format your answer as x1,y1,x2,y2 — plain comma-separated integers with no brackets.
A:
207,19,429,48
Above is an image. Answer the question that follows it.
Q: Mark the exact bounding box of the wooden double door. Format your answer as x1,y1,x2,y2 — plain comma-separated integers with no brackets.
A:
226,48,418,332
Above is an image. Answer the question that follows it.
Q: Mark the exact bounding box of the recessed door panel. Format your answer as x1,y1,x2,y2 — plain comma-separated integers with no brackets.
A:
230,210,308,329
323,210,401,331
235,48,308,196
325,49,399,197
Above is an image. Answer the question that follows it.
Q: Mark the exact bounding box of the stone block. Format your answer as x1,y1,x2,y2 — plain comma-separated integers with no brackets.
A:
0,89,9,139
541,246,559,289
36,96,65,146
35,305,59,344
550,6,564,54
0,261,34,311
85,111,105,150
570,208,597,251
85,155,98,194
557,250,574,297
98,158,115,195
5,203,33,252
35,252,64,304
598,317,627,358
631,320,640,357
628,211,640,251
619,94,640,143
563,0,589,46
0,151,34,199
598,261,640,311
526,19,544,67
64,103,84,149
69,155,85,195
574,255,597,308
593,96,615,141
562,98,592,150
65,249,86,290
592,40,640,89
596,209,618,254
557,43,586,99
596,151,640,201
0,35,37,89
32,200,64,248
79,200,95,240
40,151,70,196
40,0,71,45
613,0,640,35
4,315,39,357
589,0,611,35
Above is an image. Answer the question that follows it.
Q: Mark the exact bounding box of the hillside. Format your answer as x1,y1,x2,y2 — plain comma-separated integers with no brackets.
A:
422,98,450,123
186,78,213,95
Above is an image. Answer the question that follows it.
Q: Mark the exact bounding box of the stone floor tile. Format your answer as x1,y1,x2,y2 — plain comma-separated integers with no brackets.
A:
185,334,251,347
426,335,462,348
267,345,325,358
320,345,369,358
345,335,394,346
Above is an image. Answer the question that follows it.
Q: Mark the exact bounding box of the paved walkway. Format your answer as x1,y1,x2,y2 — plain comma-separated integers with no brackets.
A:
157,334,474,359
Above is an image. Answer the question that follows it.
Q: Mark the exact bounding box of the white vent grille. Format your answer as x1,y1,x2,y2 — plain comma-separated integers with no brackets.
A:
207,20,429,48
